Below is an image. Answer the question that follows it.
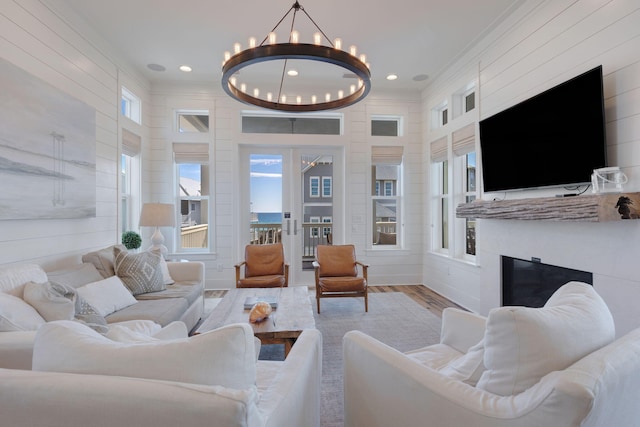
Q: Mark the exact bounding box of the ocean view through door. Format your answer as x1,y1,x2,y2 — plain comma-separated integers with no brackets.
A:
241,147,341,285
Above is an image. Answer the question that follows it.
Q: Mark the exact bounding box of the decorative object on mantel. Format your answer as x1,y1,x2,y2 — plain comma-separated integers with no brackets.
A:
456,192,640,222
221,1,371,112
591,167,628,194
249,301,273,323
139,203,175,255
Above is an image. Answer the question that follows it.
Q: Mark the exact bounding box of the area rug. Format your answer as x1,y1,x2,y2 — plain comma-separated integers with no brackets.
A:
248,292,443,427
313,293,442,427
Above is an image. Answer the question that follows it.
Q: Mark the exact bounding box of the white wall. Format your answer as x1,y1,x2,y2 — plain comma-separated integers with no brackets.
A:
147,83,424,289
423,0,640,336
0,0,148,271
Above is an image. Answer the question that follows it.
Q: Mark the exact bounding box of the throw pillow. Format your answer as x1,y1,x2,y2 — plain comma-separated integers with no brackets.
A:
151,249,174,285
113,247,165,295
476,281,615,396
75,275,137,317
439,339,485,386
0,293,46,331
23,281,76,322
0,263,48,297
74,294,108,334
81,245,126,278
33,320,257,390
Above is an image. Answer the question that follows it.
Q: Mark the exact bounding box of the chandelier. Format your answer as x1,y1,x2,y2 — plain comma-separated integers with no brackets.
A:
221,1,371,112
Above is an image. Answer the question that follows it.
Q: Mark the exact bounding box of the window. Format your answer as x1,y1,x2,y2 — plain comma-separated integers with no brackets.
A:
310,176,320,198
121,129,141,233
322,176,332,198
242,113,342,135
465,91,475,113
371,146,403,247
430,123,477,260
432,102,449,129
371,115,402,137
310,216,320,237
174,143,210,251
121,87,141,124
177,111,209,133
322,216,332,238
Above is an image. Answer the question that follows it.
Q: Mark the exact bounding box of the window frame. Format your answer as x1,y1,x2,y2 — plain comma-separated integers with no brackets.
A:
321,176,332,198
309,176,320,198
175,159,211,253
121,87,141,124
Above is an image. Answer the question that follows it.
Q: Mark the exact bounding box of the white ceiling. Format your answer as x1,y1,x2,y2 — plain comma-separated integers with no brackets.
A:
46,0,524,96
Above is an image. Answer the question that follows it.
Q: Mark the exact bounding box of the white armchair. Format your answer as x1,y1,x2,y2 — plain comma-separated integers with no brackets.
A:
344,282,640,427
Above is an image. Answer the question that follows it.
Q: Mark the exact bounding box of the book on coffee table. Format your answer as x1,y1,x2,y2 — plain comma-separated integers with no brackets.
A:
243,296,278,310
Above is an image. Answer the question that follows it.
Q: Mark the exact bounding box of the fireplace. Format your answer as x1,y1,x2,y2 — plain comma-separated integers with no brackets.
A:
501,256,593,307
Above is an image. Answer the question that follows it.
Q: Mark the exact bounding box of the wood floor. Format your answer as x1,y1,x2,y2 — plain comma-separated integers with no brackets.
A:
205,284,462,318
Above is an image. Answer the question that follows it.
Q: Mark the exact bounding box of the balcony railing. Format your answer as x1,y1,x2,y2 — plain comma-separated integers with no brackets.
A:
181,224,208,248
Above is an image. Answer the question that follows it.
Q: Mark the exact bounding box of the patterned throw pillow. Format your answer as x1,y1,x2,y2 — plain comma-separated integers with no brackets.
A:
113,247,165,295
75,295,108,334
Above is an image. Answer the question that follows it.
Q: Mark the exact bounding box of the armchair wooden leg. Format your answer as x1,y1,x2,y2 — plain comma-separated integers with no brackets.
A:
317,296,321,313
364,292,368,312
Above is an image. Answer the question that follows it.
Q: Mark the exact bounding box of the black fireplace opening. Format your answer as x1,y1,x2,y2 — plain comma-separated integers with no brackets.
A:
501,256,593,308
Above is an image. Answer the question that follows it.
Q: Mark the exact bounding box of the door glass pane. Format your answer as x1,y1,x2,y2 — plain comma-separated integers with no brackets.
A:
302,154,333,269
249,154,282,245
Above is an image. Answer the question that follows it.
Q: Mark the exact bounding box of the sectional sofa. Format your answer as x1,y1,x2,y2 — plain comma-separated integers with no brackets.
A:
0,245,205,369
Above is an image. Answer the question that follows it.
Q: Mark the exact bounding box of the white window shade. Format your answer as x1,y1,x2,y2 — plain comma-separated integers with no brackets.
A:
430,136,448,162
372,146,403,165
173,143,209,164
122,129,141,157
452,123,475,156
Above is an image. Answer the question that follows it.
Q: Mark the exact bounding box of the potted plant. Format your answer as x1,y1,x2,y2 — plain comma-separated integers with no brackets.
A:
121,231,142,251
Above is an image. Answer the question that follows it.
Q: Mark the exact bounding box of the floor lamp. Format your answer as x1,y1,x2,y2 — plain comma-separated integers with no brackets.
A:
139,203,175,256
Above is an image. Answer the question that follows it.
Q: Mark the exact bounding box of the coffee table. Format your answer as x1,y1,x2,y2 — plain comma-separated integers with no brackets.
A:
196,286,316,356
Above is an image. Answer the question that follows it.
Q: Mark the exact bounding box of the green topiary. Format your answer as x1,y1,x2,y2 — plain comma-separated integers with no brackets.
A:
121,231,142,250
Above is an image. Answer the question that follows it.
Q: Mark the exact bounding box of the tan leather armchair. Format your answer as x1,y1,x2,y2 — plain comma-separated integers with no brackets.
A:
235,243,289,288
313,244,368,313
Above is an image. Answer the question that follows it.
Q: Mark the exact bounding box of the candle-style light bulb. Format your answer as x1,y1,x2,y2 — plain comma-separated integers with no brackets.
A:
349,45,357,56
267,92,273,102
334,38,342,50
253,88,260,97
311,95,317,104
224,51,231,61
281,95,287,103
240,83,246,93
313,32,322,45
291,30,299,43
269,32,277,44
249,37,256,48
230,77,237,86
296,96,302,104
234,43,241,54
350,84,356,94
359,54,366,63
325,93,331,102
338,90,344,98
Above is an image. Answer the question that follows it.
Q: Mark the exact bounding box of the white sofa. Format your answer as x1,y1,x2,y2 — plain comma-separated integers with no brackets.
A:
343,282,640,426
0,321,323,427
0,251,204,370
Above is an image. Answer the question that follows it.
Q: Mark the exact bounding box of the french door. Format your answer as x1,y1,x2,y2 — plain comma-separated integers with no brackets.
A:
239,145,343,286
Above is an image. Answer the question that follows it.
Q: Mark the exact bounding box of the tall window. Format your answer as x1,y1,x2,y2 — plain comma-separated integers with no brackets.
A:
174,143,210,251
430,136,448,252
430,123,477,260
121,129,141,233
310,176,320,198
371,146,403,247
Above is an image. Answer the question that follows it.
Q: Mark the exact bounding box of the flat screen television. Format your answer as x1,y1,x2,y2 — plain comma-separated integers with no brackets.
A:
479,66,607,193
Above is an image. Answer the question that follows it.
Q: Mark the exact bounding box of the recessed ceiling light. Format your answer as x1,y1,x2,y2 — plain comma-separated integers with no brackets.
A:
147,63,166,72
386,74,398,81
179,65,192,72
287,69,299,76
413,74,429,82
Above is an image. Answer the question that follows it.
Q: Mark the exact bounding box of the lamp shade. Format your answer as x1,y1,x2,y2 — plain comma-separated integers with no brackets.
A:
139,203,175,227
